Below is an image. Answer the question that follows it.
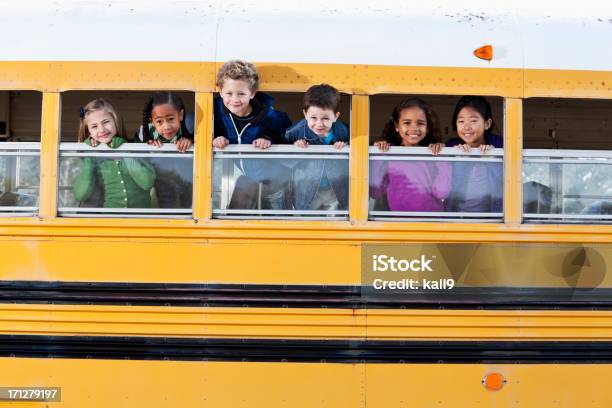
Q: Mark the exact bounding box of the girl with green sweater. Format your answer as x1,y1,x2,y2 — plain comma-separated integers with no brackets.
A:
72,98,156,208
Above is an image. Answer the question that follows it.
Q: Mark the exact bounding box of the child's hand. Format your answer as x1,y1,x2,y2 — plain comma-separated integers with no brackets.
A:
175,137,193,153
213,136,229,149
333,141,347,149
478,144,494,153
147,139,163,149
374,141,390,152
454,144,471,153
90,138,98,147
428,143,444,155
252,138,271,149
294,139,309,148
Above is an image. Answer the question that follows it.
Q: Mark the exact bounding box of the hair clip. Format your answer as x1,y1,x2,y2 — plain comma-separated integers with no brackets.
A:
79,107,86,119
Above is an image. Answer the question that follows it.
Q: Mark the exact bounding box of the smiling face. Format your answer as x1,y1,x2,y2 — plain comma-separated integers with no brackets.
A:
303,106,339,137
395,106,428,147
150,103,184,140
85,109,117,144
455,106,491,147
220,78,256,117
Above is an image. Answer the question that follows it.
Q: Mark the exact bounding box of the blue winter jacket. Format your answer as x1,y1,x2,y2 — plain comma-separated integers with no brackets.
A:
444,133,504,213
214,92,292,183
285,120,350,210
214,92,291,145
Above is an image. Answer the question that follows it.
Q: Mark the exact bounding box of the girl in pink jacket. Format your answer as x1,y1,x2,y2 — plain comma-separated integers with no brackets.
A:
370,98,451,212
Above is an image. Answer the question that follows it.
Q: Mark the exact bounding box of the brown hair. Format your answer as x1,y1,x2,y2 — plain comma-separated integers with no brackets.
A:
379,98,441,146
77,98,127,142
216,60,259,91
303,84,341,113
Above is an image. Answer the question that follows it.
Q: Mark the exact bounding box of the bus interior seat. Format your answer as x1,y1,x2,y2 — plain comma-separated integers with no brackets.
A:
523,181,552,214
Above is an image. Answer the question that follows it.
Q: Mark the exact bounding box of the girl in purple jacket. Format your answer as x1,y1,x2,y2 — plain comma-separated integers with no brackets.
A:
370,98,451,212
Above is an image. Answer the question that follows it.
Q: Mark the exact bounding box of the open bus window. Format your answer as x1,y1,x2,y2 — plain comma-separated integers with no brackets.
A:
211,91,351,219
523,98,612,224
368,94,504,222
58,91,194,218
0,91,42,216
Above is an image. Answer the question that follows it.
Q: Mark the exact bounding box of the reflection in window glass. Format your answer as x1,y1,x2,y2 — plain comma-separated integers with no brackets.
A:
369,147,503,222
523,150,612,223
0,143,40,215
212,146,349,219
58,144,193,217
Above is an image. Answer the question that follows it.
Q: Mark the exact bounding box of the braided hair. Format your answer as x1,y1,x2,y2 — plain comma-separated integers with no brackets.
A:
142,92,192,142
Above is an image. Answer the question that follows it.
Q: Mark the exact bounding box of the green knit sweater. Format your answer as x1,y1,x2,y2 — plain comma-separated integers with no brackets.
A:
72,137,156,208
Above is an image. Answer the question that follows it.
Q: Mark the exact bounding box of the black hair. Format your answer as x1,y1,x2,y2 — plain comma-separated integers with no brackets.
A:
303,84,341,113
379,98,441,146
142,92,192,142
451,95,495,135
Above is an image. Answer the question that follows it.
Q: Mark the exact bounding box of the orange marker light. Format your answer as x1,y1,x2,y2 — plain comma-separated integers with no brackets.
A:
482,372,505,391
474,45,493,61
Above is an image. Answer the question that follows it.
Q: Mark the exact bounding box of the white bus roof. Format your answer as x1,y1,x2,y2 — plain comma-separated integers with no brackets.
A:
3,0,612,71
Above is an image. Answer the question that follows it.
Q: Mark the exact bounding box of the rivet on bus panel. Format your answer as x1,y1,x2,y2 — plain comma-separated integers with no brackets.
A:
474,45,493,61
482,372,505,391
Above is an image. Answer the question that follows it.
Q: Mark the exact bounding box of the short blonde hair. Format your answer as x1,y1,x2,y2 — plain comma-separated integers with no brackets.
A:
77,98,127,142
216,60,259,91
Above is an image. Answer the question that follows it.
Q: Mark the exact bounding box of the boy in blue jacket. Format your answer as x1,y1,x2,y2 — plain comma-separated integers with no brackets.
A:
285,84,349,211
213,60,292,209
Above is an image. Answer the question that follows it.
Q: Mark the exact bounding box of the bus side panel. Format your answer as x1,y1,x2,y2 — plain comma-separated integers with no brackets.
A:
1,359,611,407
0,239,361,285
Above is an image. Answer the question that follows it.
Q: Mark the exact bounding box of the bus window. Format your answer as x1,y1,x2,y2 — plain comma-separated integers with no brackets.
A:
0,91,42,216
212,91,351,220
368,94,504,222
523,98,612,224
57,91,194,218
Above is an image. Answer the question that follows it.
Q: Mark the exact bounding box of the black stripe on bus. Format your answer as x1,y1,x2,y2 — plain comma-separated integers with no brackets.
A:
0,281,611,310
1,335,612,363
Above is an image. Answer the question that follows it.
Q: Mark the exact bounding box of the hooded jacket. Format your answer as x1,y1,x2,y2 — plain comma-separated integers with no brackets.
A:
214,92,292,183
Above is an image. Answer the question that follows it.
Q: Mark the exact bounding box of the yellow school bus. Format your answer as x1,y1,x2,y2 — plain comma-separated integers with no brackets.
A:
0,1,611,406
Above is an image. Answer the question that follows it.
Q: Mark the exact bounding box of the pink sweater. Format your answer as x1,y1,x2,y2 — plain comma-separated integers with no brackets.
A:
370,160,452,212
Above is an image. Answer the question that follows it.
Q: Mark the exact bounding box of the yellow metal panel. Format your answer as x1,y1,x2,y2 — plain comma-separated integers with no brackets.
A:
0,305,366,339
3,304,612,341
366,309,612,341
4,61,612,98
366,364,612,407
504,98,523,225
0,62,51,91
0,220,611,244
2,236,611,286
51,62,216,92
38,92,60,219
0,359,364,408
0,239,361,285
257,63,523,97
193,92,213,220
349,95,369,223
1,358,612,407
525,69,612,98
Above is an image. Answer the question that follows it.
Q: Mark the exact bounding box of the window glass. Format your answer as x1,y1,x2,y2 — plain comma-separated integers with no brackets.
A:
523,98,612,223
59,91,195,217
369,147,503,222
211,91,352,220
0,91,42,216
369,94,504,222
212,146,349,219
58,144,192,217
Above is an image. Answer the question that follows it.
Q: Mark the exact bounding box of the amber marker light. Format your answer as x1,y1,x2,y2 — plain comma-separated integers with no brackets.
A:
474,45,493,61
482,372,505,391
